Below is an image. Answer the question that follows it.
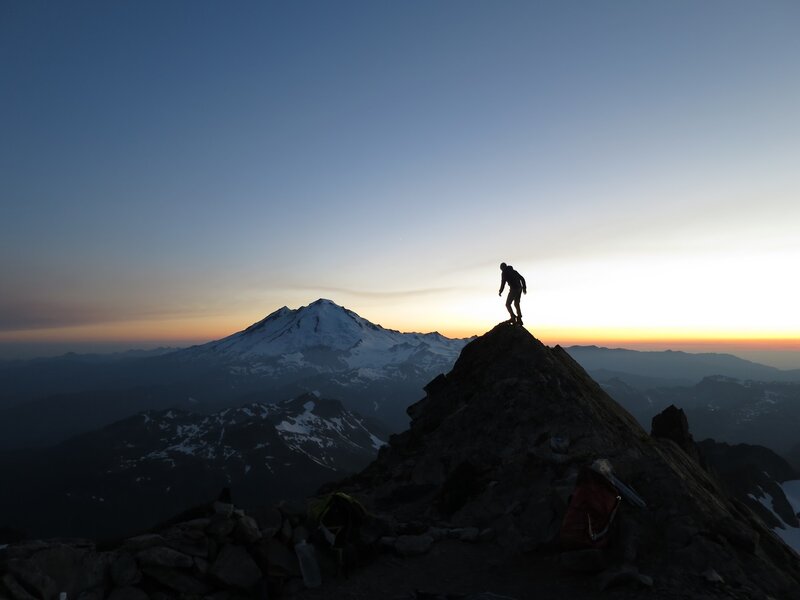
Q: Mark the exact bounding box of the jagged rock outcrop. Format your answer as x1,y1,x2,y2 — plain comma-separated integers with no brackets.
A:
651,404,702,463
321,323,800,599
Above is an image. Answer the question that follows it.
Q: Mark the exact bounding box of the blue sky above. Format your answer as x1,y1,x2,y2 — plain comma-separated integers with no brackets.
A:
1,1,799,363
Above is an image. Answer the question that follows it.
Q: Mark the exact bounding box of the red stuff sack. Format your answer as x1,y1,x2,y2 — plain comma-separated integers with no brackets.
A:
559,466,622,549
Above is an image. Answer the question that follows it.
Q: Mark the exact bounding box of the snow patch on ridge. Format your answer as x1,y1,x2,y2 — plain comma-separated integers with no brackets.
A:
750,481,800,554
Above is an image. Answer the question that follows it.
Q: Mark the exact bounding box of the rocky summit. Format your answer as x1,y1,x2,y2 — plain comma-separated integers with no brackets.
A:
2,323,800,600
314,323,800,598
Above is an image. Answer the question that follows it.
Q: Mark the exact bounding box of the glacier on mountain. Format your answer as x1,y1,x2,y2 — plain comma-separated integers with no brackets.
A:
183,299,469,375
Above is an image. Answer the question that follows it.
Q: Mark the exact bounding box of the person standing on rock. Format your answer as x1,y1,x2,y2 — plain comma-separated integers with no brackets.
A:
498,262,526,325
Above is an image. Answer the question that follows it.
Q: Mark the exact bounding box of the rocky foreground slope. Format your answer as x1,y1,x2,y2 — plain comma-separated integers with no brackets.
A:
314,323,800,598
1,324,799,599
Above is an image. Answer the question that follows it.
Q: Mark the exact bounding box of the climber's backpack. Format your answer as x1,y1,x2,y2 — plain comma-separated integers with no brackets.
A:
309,492,366,547
308,492,367,575
559,466,622,549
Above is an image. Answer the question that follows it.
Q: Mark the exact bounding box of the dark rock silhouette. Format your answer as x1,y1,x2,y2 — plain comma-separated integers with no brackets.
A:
320,324,800,598
651,404,702,463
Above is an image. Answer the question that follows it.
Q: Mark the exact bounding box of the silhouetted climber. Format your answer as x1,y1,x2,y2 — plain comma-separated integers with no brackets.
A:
499,262,527,325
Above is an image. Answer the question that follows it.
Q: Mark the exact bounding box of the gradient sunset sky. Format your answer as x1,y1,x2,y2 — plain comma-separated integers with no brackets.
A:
2,1,799,365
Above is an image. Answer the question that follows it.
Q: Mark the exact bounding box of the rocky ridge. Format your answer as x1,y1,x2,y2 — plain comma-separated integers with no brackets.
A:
318,323,800,598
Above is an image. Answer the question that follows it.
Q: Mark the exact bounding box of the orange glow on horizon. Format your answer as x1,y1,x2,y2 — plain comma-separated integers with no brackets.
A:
1,311,797,355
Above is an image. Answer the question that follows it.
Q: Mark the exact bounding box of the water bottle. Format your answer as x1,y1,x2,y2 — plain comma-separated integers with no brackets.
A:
294,540,322,588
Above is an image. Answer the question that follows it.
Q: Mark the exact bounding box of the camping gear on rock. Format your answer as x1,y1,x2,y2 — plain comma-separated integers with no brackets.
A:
308,492,368,576
294,539,322,588
559,466,622,549
591,459,647,508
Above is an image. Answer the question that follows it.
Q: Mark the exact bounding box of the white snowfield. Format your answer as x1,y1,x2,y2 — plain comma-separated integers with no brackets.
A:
748,480,800,554
779,480,800,553
183,299,470,374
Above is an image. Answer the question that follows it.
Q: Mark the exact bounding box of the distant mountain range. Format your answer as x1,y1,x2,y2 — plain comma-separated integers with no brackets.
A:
564,345,800,463
0,393,388,540
566,345,800,388
0,300,471,448
2,304,799,458
174,299,471,428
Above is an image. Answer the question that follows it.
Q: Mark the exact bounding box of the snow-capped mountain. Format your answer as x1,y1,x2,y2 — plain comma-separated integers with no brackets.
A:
114,393,387,476
0,394,389,540
185,298,467,377
177,299,472,429
0,299,469,450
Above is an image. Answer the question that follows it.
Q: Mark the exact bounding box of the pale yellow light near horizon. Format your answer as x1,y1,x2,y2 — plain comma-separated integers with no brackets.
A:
2,244,797,351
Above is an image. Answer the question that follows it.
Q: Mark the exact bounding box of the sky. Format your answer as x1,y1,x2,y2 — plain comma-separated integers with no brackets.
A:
1,1,799,366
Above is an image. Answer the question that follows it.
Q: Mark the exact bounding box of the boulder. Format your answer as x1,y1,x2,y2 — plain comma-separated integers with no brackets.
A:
234,515,262,544
559,549,606,573
2,573,38,600
2,541,51,560
549,435,570,454
7,560,58,600
206,515,236,539
263,538,299,578
142,566,210,595
651,405,701,461
107,587,149,600
249,507,282,537
27,544,112,598
456,527,480,542
76,588,104,600
135,546,193,569
178,517,210,530
598,565,654,591
394,535,434,556
163,526,209,557
193,556,209,577
110,552,141,587
210,544,262,589
212,501,234,517
122,534,166,552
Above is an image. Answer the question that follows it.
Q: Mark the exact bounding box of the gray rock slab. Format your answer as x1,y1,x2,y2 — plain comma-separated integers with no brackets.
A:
210,545,262,590
136,546,193,569
110,552,141,587
107,587,149,600
142,566,210,595
234,516,262,544
207,515,236,539
559,548,606,573
7,560,58,600
2,574,38,600
395,535,434,557
122,534,166,552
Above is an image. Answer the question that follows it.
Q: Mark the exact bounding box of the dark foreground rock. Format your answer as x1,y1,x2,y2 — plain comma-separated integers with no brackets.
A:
0,502,308,600
318,323,800,599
